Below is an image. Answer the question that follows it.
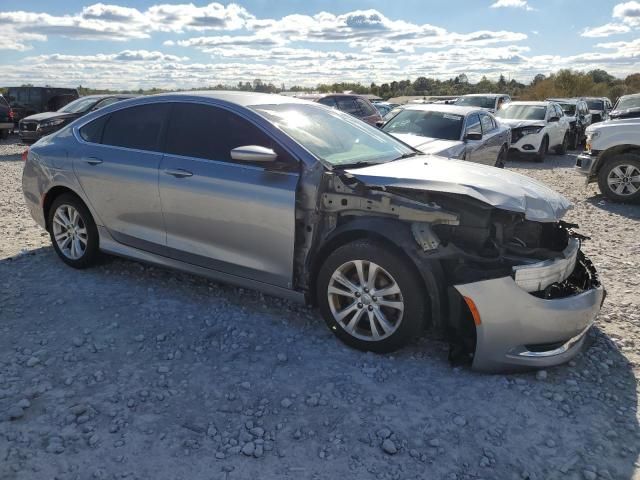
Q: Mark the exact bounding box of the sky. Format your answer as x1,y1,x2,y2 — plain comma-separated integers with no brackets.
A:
0,0,639,90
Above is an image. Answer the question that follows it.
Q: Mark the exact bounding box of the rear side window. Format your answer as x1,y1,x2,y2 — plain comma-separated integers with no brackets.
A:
465,114,481,135
164,102,292,166
0,96,8,107
79,114,110,143
355,98,377,116
101,104,168,151
336,98,361,116
480,114,495,133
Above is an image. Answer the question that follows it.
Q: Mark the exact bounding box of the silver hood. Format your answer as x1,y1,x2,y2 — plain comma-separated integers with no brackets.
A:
390,133,462,155
345,155,571,222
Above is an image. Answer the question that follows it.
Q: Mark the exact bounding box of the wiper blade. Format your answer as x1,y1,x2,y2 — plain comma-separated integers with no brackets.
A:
394,152,419,160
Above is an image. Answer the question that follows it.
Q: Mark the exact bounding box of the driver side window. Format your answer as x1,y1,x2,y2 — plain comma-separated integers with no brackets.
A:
164,102,296,168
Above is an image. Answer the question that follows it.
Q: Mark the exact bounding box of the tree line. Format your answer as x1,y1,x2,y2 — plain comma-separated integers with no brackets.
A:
3,69,639,103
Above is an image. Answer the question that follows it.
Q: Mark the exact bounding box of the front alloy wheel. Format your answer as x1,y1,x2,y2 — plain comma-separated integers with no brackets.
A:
327,260,404,341
597,155,640,203
317,239,427,353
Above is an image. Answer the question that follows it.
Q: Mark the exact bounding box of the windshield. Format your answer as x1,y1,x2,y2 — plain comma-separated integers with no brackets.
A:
58,97,99,113
382,109,463,141
495,104,547,121
252,104,414,167
557,103,576,115
455,96,495,109
615,95,640,111
586,100,604,110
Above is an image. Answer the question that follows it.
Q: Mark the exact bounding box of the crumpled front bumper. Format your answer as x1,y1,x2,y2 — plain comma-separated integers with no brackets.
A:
454,256,604,372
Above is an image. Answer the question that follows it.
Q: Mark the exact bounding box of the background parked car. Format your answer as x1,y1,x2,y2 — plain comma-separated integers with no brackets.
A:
6,86,79,123
609,93,640,120
0,94,14,139
576,117,640,203
381,104,510,167
496,101,570,162
19,94,137,144
371,101,398,117
547,98,592,150
454,94,511,113
296,93,382,126
584,97,612,123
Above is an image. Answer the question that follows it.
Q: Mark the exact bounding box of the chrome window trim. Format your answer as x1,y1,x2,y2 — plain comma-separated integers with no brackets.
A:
72,98,305,170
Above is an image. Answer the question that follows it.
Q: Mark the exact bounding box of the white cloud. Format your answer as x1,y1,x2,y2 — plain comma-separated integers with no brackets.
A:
581,23,631,37
0,2,253,48
490,0,534,11
613,1,640,26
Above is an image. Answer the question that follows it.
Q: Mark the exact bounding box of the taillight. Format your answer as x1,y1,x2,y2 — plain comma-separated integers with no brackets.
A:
8,108,14,121
22,148,29,162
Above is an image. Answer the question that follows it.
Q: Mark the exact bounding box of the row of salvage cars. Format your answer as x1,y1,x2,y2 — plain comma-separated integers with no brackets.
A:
21,91,617,373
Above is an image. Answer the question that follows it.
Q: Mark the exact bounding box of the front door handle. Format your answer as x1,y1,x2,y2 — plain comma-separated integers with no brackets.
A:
84,157,103,165
163,168,193,178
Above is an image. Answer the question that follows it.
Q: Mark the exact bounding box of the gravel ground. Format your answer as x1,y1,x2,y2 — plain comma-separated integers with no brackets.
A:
1,135,639,480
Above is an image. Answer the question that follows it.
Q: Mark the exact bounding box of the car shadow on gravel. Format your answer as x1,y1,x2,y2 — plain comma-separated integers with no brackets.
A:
0,136,27,162
507,152,580,170
583,194,640,219
1,247,639,480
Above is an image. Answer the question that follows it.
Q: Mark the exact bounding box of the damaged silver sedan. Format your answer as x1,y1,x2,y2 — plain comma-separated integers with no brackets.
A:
22,92,604,372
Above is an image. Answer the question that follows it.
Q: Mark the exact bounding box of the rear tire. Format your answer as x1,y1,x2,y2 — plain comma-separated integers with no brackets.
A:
555,133,569,155
48,194,100,268
317,239,427,353
535,136,548,163
597,154,640,204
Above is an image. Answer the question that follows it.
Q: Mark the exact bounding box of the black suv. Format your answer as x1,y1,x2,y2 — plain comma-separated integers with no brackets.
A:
19,94,137,144
584,97,612,123
7,87,79,124
0,94,14,139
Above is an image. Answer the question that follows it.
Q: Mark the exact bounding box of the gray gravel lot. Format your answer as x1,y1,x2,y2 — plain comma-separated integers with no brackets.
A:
1,136,639,480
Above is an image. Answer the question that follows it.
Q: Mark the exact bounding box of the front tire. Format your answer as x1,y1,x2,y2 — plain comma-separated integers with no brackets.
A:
535,136,548,163
555,133,569,155
48,194,100,268
316,239,427,353
597,154,640,204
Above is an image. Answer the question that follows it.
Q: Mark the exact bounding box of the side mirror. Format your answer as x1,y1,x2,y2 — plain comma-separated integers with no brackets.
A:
375,120,384,128
230,145,278,163
548,116,559,122
465,132,482,141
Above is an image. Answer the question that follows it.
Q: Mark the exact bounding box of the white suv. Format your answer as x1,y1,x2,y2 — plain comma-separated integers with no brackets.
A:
576,117,640,203
495,101,570,162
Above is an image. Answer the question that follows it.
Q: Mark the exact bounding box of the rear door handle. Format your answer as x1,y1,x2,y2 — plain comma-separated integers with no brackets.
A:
84,157,103,165
163,168,193,178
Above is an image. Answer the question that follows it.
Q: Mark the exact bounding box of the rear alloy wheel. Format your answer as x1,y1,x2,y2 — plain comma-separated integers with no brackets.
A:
534,136,548,163
48,194,100,268
597,155,640,203
317,239,426,353
495,146,507,168
555,133,569,155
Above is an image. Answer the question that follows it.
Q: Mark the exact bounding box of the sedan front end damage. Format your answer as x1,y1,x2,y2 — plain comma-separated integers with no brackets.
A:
302,155,604,372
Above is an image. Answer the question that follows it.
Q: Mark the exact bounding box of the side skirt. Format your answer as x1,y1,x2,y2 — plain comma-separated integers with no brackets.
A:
97,227,306,304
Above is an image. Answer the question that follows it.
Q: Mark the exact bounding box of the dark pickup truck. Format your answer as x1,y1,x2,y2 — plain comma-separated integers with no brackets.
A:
6,87,79,124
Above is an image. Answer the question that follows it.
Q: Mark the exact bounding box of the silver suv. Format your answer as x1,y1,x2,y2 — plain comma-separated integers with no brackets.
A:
22,92,604,372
